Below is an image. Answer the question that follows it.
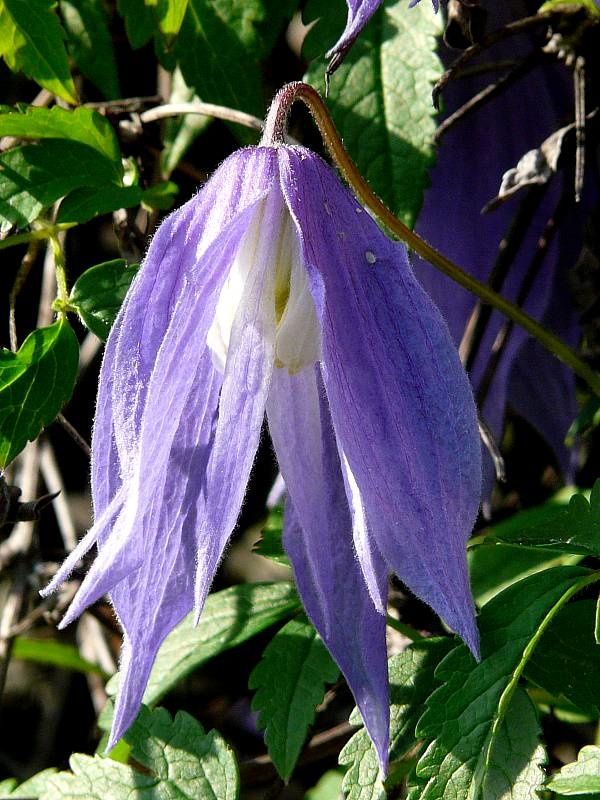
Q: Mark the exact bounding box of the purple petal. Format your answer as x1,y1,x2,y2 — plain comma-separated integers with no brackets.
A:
326,0,382,76
268,365,390,771
279,147,481,656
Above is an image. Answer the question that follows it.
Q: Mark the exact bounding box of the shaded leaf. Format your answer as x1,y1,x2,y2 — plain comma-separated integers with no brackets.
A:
525,600,600,718
408,566,597,800
0,106,122,178
57,185,142,224
547,746,600,795
250,615,339,780
340,638,453,800
40,706,238,800
0,0,77,103
0,141,121,232
0,319,79,468
142,180,179,210
60,0,121,99
69,259,139,340
491,483,600,557
104,582,301,711
12,637,108,676
116,0,155,48
305,0,443,227
481,688,546,800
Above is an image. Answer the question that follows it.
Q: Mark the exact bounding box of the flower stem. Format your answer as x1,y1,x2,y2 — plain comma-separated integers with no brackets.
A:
269,82,600,398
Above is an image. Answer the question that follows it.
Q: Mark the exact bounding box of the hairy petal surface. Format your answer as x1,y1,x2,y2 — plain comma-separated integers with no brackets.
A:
326,0,382,75
269,365,390,770
279,146,481,656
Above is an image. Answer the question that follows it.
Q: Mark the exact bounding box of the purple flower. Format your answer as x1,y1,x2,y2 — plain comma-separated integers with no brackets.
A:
42,143,481,770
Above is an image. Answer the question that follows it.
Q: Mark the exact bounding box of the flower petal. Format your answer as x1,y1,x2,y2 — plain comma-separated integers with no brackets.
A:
269,364,390,770
279,147,480,655
326,0,382,75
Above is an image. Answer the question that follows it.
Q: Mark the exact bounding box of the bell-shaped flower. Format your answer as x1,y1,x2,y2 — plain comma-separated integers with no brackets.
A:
42,140,481,771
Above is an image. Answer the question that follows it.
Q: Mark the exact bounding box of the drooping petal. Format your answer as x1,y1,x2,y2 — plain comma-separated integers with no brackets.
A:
268,364,390,770
326,0,382,76
279,146,481,656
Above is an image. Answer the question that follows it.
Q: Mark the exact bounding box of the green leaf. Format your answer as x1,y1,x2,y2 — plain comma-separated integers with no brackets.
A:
340,638,452,800
249,615,339,780
301,0,345,61
524,600,600,717
305,0,443,227
253,505,291,567
175,0,299,121
491,482,600,556
57,185,142,224
305,770,345,800
69,259,139,340
0,140,121,232
60,0,121,99
40,706,238,800
12,637,107,676
0,770,57,797
153,0,189,37
105,582,301,712
480,688,546,800
142,180,179,210
0,319,79,467
0,106,123,178
547,746,600,795
160,67,212,177
116,0,155,48
409,566,598,800
0,0,77,104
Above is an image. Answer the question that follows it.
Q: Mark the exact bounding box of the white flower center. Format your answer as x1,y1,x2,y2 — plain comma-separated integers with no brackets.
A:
206,199,320,375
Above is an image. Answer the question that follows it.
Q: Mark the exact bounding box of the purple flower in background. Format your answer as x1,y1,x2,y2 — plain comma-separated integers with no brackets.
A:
42,143,481,770
414,0,583,491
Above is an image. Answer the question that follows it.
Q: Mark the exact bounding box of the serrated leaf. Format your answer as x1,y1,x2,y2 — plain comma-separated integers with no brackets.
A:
0,0,77,103
253,505,291,567
0,140,121,232
41,706,238,800
0,106,122,178
125,706,238,800
57,185,142,224
305,0,443,227
12,637,108,676
525,600,600,717
547,746,600,795
409,566,598,800
104,582,301,713
60,0,121,99
249,615,339,780
481,688,546,800
69,259,139,340
340,638,452,800
0,770,58,797
491,483,600,557
0,319,79,467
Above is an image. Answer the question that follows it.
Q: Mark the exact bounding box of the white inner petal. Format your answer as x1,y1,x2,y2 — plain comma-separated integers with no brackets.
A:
206,197,320,375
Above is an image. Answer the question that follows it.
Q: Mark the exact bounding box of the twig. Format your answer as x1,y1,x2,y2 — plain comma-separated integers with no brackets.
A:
9,241,41,351
139,101,263,131
39,442,78,550
55,414,91,458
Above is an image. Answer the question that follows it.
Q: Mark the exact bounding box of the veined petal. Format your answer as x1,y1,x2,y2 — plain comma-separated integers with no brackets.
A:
279,146,481,655
269,365,390,771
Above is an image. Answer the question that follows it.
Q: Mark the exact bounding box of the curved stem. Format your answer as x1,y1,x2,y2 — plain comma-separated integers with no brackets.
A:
267,82,600,397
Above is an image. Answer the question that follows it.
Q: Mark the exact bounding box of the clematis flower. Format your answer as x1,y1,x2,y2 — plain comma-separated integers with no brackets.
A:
42,126,481,769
